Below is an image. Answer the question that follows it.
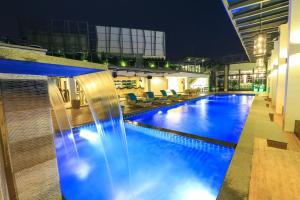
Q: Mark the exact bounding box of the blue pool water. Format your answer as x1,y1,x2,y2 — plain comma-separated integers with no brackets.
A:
128,94,254,144
56,123,234,200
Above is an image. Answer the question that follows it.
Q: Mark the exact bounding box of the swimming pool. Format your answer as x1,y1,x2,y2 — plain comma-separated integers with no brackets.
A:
55,123,234,200
128,94,254,144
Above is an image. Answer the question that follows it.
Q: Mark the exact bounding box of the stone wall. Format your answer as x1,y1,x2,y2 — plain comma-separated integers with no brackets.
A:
0,74,61,200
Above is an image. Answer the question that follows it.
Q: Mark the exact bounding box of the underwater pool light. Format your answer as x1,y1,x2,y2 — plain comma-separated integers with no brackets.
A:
79,129,100,145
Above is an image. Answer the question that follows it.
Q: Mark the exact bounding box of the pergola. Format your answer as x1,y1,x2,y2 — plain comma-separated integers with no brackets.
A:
221,0,289,62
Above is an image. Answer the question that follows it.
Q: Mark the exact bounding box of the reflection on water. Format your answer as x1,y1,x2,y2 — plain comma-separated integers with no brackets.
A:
129,94,254,143
55,123,234,200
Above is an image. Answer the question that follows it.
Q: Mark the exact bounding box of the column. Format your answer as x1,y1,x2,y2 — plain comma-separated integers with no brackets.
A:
185,78,189,90
224,65,229,92
68,78,77,101
238,70,241,90
68,78,80,108
0,139,9,200
283,0,300,131
268,54,274,99
0,75,61,199
275,24,288,114
146,77,151,92
271,41,279,106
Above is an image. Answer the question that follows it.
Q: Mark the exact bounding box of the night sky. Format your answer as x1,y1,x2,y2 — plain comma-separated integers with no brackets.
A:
0,0,245,61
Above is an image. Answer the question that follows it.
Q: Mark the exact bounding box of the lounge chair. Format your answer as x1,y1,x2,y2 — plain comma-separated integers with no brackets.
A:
144,91,169,104
126,93,152,107
170,89,189,99
160,90,180,101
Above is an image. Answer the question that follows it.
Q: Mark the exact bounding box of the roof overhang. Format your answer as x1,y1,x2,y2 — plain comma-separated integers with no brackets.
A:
0,43,107,77
221,0,289,62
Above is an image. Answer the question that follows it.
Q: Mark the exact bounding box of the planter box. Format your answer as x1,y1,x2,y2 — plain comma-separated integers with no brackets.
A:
71,100,81,109
295,120,300,139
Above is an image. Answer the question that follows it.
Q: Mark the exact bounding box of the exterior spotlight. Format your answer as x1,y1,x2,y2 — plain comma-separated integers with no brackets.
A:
120,60,127,67
150,63,155,68
165,62,169,68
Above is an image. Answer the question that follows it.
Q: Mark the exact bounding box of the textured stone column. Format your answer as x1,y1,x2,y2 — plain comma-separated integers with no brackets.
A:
0,142,9,200
0,74,61,200
284,0,300,131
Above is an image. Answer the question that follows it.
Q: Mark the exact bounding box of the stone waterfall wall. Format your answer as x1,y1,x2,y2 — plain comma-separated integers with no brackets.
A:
0,74,61,200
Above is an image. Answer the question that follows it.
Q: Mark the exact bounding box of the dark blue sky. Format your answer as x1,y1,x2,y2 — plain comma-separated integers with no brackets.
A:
0,0,245,60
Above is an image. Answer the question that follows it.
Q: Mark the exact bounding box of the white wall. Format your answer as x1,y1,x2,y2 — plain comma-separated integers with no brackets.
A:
230,62,255,71
189,77,209,89
167,77,186,93
150,77,168,95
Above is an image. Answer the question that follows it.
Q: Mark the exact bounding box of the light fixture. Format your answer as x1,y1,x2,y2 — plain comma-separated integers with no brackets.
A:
120,60,127,67
254,33,267,57
253,3,267,58
150,63,155,68
256,57,265,68
165,62,169,68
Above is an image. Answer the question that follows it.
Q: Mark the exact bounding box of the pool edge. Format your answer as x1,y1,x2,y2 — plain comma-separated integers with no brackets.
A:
217,94,287,200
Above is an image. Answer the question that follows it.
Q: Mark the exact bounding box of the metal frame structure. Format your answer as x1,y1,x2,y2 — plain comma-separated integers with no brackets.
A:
221,0,289,62
95,26,166,59
19,19,91,57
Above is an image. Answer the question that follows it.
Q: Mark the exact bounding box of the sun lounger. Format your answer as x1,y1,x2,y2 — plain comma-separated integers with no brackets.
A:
126,93,152,107
144,91,169,104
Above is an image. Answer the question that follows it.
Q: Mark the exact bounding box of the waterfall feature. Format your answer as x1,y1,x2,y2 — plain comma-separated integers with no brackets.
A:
48,79,79,158
76,71,131,199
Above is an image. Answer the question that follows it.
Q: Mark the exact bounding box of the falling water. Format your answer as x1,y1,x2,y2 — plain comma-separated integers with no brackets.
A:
48,78,78,158
76,71,131,200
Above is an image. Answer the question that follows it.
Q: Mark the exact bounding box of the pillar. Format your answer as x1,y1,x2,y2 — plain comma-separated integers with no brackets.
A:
0,74,61,200
283,0,300,131
267,74,271,98
185,78,189,90
0,140,9,200
268,54,274,99
224,65,229,92
146,77,151,92
68,78,77,101
271,41,279,106
271,69,278,106
238,70,241,90
275,24,288,114
68,78,80,108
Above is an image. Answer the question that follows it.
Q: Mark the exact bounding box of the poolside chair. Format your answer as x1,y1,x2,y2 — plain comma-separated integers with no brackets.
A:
144,91,169,104
126,93,152,107
170,89,189,99
160,90,180,101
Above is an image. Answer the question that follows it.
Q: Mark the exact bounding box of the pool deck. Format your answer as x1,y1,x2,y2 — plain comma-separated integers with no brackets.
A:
249,137,300,200
55,93,211,129
218,94,300,200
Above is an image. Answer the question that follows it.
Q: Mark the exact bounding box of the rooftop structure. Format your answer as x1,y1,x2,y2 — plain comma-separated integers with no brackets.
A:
222,0,289,62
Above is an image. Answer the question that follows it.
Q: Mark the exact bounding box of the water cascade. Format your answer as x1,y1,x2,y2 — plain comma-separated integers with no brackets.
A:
48,79,78,158
76,71,131,199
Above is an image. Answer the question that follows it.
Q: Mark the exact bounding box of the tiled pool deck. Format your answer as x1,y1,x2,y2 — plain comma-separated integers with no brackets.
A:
218,95,300,200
